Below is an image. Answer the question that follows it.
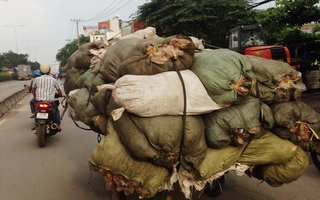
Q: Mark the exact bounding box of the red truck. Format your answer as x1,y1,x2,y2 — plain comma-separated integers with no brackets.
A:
227,24,292,65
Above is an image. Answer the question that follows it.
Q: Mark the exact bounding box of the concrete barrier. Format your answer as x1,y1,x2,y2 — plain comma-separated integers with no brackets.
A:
0,87,29,118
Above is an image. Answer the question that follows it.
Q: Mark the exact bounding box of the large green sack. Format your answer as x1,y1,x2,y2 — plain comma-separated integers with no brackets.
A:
89,86,112,115
246,55,301,88
196,145,243,180
112,112,207,171
250,82,295,104
63,41,106,72
191,49,255,105
62,49,91,72
246,55,305,103
119,35,195,76
89,119,170,198
63,68,85,95
270,100,320,151
203,96,274,148
99,35,195,82
67,88,101,127
75,68,106,94
238,132,298,165
249,146,309,187
197,132,297,180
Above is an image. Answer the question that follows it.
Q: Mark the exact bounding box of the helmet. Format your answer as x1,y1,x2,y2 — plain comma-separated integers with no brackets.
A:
33,69,41,76
39,63,51,74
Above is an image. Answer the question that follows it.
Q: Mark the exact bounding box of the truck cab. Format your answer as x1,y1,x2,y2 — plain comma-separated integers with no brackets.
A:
227,24,291,65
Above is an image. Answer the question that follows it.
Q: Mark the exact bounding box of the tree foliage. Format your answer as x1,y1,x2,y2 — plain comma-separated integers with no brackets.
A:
257,0,320,44
55,35,90,70
134,0,320,47
275,0,320,25
0,51,40,72
135,0,258,47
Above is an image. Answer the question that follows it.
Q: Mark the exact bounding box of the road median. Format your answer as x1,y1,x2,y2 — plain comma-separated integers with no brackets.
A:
0,87,29,118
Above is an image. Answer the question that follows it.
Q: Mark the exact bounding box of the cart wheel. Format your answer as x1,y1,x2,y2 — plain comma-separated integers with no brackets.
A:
311,151,320,172
118,191,127,200
204,174,225,198
111,184,127,200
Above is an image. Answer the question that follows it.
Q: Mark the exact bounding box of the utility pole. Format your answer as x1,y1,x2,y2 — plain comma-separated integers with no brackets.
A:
70,19,82,49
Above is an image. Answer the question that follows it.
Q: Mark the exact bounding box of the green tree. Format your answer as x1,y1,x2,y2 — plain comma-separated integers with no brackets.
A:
135,0,257,47
56,35,90,70
257,0,320,44
134,0,320,47
0,51,40,72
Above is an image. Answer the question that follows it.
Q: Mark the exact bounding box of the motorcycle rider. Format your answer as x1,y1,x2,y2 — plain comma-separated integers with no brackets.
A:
29,69,41,118
31,63,65,131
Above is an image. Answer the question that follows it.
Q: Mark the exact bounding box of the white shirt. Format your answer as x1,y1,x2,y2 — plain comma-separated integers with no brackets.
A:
32,75,60,101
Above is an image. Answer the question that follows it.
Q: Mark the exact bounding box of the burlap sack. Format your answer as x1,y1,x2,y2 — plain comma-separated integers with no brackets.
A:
191,49,254,105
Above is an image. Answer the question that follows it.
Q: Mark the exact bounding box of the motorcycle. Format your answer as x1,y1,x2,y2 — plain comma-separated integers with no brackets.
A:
34,94,63,147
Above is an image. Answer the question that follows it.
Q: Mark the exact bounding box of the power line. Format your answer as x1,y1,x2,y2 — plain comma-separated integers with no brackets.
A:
86,0,118,21
249,0,275,9
66,20,76,41
85,0,134,22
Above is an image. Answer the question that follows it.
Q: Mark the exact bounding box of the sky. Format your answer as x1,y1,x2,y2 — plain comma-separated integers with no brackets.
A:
0,0,150,69
0,0,273,70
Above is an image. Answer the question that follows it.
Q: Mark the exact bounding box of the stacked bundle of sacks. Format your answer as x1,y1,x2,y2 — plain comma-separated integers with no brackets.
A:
63,27,318,199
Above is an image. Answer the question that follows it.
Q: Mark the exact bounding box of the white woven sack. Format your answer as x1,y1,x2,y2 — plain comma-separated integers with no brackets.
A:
120,26,157,40
100,70,221,120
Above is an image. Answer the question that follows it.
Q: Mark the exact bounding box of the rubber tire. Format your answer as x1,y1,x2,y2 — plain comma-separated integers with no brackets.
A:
37,124,46,147
118,191,126,200
204,175,225,198
311,151,320,172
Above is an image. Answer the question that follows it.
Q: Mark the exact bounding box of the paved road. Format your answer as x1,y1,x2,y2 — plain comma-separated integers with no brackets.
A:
0,81,320,200
0,94,111,200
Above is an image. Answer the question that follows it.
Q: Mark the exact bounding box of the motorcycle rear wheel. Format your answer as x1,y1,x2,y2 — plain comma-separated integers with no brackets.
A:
310,151,320,172
36,124,46,147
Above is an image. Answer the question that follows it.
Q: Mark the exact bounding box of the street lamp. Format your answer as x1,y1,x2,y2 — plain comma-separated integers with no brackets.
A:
21,39,35,59
5,25,25,53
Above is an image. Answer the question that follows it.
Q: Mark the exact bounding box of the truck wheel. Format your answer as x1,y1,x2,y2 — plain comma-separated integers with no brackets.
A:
36,124,46,147
311,151,320,172
204,174,225,198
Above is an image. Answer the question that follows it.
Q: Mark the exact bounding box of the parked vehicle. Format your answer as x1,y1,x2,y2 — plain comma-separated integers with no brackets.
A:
34,94,63,147
226,24,292,65
17,64,32,80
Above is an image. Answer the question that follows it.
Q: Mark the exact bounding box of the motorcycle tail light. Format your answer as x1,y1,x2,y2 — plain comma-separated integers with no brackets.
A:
37,102,51,110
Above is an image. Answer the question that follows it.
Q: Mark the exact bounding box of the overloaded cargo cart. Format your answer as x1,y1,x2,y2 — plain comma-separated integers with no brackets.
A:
62,27,319,199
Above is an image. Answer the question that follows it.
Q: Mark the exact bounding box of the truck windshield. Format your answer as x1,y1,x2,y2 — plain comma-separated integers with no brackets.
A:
240,30,265,47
